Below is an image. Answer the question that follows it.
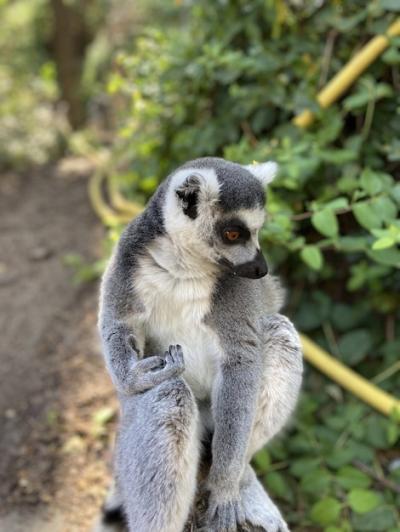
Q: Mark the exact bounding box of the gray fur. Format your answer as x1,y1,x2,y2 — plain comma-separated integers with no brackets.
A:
98,157,303,532
179,157,266,211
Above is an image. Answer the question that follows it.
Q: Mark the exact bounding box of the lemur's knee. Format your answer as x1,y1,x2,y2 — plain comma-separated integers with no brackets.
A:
154,377,197,410
117,378,200,532
262,313,303,372
248,314,303,457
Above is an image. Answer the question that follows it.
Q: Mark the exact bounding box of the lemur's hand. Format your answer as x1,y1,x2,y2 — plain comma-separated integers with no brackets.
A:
205,488,245,532
128,344,185,394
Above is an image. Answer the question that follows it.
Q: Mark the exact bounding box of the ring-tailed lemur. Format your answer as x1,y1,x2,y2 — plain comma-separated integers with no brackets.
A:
98,157,303,532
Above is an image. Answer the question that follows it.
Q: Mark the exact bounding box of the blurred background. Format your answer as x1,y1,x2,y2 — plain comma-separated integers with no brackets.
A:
0,0,399,530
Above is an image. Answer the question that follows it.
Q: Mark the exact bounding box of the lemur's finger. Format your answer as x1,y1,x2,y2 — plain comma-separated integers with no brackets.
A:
164,351,174,367
138,355,165,372
177,351,184,369
168,344,182,356
127,334,139,352
235,501,246,525
168,344,185,368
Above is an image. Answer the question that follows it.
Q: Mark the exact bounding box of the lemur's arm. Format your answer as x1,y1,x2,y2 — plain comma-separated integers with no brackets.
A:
207,325,263,525
209,359,261,485
99,253,184,396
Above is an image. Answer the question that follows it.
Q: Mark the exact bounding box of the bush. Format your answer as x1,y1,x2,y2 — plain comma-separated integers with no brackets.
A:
107,1,400,529
0,0,64,168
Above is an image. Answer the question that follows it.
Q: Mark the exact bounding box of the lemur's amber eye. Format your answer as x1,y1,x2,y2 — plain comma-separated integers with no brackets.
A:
224,230,240,241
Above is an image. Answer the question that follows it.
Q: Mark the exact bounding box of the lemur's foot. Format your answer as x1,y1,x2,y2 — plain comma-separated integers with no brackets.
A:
240,467,290,532
204,496,246,532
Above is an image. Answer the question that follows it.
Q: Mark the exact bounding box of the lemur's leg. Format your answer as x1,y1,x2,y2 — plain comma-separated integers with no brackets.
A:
240,313,302,531
116,377,200,532
248,313,303,457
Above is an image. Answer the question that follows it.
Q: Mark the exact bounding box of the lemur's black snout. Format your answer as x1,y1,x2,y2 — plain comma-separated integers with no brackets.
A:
233,249,268,279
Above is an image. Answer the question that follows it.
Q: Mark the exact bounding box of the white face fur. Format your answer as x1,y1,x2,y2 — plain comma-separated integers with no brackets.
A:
162,161,277,278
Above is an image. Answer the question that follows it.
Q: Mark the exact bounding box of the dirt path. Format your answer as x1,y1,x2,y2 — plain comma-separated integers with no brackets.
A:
0,160,118,531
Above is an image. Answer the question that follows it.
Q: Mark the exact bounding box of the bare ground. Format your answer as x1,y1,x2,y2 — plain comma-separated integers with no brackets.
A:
0,160,117,531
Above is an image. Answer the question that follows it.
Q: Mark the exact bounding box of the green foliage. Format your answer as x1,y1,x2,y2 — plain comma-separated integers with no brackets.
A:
347,489,382,514
0,0,64,168
0,0,167,168
310,497,342,526
106,0,400,529
64,253,107,284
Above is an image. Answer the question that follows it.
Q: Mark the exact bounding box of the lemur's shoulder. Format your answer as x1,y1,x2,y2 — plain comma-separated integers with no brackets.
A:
263,274,286,314
208,273,286,327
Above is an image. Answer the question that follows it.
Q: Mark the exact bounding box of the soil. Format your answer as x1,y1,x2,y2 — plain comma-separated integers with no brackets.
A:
0,159,118,531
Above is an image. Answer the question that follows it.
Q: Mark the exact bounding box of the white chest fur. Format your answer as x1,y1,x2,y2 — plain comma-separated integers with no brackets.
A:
134,248,221,400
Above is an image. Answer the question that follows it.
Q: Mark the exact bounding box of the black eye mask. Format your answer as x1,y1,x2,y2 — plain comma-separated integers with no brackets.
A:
216,218,250,245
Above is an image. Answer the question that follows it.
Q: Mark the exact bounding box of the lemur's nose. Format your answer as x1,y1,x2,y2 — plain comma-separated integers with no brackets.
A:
253,249,268,278
232,249,268,279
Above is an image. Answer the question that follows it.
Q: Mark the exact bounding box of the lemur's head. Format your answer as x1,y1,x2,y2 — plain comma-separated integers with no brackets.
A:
163,157,277,279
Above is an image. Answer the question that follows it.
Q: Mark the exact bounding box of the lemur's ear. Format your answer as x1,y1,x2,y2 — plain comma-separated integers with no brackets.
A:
244,161,278,187
175,174,201,219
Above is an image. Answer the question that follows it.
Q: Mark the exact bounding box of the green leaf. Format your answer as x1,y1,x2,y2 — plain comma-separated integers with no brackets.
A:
319,148,357,165
360,168,382,196
336,466,371,490
252,448,270,473
295,301,324,331
346,441,375,464
300,245,323,270
301,468,331,494
139,176,158,193
353,202,382,230
331,304,367,332
367,247,400,267
351,506,398,531
326,448,357,469
336,236,369,252
371,196,398,223
378,0,400,11
310,497,342,526
324,197,349,210
372,236,395,250
382,46,400,65
338,329,373,365
347,489,381,514
365,416,391,448
311,209,339,238
391,183,400,205
290,457,321,478
264,471,293,503
344,91,371,110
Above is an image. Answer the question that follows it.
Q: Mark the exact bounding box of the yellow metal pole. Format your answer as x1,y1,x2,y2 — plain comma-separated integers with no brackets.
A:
301,334,400,417
88,171,133,226
294,18,400,128
107,177,144,218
